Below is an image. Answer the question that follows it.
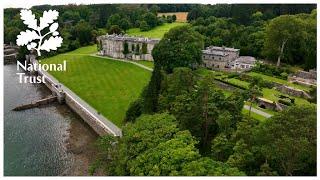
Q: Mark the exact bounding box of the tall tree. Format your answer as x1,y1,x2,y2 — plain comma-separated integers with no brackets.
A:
152,25,204,73
263,15,305,67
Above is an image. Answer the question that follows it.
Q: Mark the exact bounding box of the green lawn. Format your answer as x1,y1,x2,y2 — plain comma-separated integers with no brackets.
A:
136,60,154,69
226,78,250,89
126,22,187,38
41,46,151,126
247,72,311,91
262,88,311,106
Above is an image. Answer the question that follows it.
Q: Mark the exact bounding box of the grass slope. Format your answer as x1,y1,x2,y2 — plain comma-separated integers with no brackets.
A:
136,61,154,69
127,22,187,38
41,45,151,126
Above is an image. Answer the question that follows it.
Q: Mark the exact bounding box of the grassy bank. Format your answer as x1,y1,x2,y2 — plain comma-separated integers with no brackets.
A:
41,45,151,126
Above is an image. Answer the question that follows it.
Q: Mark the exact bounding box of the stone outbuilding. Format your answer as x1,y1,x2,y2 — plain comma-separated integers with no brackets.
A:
202,46,240,69
230,56,257,70
201,46,256,70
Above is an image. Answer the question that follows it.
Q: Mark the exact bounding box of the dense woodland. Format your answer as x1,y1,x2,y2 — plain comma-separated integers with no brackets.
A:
4,4,317,176
4,4,316,68
100,24,316,176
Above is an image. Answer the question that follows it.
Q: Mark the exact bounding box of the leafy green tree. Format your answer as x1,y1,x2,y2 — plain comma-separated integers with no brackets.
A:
158,67,197,111
141,68,164,113
73,20,93,45
120,18,131,32
108,25,122,35
4,26,20,44
257,105,316,175
143,12,158,28
166,15,173,23
128,130,200,175
245,79,263,117
150,5,160,15
104,113,180,175
172,14,177,22
107,13,121,28
139,20,150,31
263,15,305,67
152,25,204,73
211,134,234,162
181,157,245,176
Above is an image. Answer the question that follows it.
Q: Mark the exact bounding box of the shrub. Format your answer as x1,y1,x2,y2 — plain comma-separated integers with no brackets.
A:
251,63,293,79
227,73,240,79
140,21,150,31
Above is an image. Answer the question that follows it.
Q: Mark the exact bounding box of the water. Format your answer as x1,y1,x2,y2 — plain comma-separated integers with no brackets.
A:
4,64,98,176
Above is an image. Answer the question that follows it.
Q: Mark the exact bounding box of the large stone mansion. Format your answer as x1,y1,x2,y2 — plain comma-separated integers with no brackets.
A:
97,34,160,61
97,34,256,70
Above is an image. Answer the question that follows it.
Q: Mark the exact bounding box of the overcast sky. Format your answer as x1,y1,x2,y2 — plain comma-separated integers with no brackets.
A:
3,0,200,8
3,0,316,8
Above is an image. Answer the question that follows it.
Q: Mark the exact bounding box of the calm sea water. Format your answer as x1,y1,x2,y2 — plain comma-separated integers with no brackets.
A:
4,64,97,176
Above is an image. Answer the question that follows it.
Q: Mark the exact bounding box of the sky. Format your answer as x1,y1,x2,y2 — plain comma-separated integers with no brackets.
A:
3,0,317,9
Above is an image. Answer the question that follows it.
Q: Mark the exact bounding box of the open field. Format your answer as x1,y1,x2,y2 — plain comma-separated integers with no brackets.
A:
157,12,188,22
127,22,187,38
41,45,151,126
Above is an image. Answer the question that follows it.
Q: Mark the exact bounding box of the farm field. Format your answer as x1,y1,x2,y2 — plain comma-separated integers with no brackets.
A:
157,12,188,22
127,22,187,38
41,45,151,126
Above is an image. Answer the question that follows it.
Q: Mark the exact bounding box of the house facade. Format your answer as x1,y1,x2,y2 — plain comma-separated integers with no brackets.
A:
97,34,160,61
97,34,256,70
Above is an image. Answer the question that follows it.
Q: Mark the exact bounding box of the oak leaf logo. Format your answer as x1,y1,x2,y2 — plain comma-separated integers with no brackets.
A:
16,9,63,56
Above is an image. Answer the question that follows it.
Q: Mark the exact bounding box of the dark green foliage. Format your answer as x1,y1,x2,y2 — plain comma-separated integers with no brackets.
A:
139,20,150,31
181,157,245,176
152,25,204,73
308,87,316,103
135,44,140,55
141,43,147,54
101,113,244,176
124,98,143,122
122,41,129,55
278,99,293,106
143,12,158,29
257,105,316,175
141,69,164,114
251,63,293,80
72,20,93,46
108,25,122,35
166,15,173,23
172,14,177,22
160,72,244,152
119,18,130,32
